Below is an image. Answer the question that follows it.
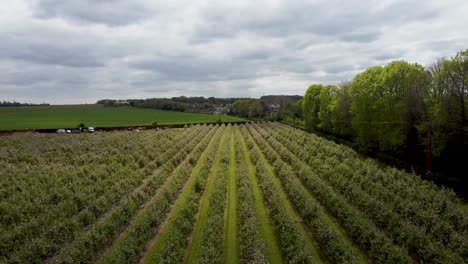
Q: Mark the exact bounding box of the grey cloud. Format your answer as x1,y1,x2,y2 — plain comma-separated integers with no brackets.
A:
325,64,355,74
143,79,258,98
238,50,275,61
130,50,323,83
0,61,92,86
339,32,380,43
0,77,94,104
276,56,317,74
34,0,151,26
9,42,105,68
130,55,264,82
192,0,439,44
0,23,125,68
1,0,467,104
373,51,405,61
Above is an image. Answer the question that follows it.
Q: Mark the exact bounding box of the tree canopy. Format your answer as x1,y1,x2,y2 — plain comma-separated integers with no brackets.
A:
301,49,467,192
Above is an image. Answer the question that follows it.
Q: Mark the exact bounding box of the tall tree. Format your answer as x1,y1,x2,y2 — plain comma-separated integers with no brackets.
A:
330,82,353,138
318,85,338,133
349,66,383,153
299,49,467,192
231,99,266,118
441,50,468,129
376,61,427,157
303,84,323,131
430,50,468,184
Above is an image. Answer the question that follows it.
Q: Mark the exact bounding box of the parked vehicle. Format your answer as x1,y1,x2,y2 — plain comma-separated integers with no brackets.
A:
57,129,66,133
88,127,95,133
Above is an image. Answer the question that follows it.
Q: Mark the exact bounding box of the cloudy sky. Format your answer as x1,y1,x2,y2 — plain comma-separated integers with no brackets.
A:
1,0,467,104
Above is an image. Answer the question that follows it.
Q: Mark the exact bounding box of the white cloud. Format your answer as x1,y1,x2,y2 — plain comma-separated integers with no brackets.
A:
0,0,467,103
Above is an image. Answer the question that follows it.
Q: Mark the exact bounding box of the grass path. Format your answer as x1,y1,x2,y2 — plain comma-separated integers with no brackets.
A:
242,126,325,263
94,127,212,261
98,128,208,247
95,126,220,264
254,123,370,263
225,127,240,264
237,127,283,263
50,126,212,264
184,127,229,263
139,126,226,263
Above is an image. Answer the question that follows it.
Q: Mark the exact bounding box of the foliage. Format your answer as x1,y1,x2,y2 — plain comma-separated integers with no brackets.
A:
0,101,49,107
242,125,322,263
0,126,207,262
265,122,467,263
97,96,247,114
303,84,324,130
300,49,468,189
330,83,353,138
98,125,222,264
193,128,230,263
427,50,468,181
231,99,267,119
248,123,362,263
234,128,270,263
1,123,467,263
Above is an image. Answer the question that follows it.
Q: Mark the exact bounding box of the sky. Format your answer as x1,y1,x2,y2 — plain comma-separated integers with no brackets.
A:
1,0,467,104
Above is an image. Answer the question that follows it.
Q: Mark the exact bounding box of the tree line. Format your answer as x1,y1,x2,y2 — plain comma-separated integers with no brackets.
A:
97,95,303,118
97,96,247,113
230,96,302,119
300,49,467,192
0,101,49,107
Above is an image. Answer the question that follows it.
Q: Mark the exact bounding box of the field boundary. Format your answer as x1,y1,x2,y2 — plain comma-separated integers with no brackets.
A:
0,121,252,135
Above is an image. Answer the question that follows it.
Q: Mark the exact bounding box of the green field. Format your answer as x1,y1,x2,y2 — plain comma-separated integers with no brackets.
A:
1,123,467,263
0,105,245,131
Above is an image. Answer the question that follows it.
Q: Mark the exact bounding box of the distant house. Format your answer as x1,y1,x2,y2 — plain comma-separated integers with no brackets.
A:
115,100,130,106
213,104,229,115
268,104,281,115
213,105,223,115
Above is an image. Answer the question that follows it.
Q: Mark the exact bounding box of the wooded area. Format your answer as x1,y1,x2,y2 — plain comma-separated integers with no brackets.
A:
0,101,49,107
301,49,468,194
97,97,246,113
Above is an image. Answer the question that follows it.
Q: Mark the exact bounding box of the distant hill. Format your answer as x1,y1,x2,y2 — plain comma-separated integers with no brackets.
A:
96,96,250,114
259,95,303,105
95,95,304,119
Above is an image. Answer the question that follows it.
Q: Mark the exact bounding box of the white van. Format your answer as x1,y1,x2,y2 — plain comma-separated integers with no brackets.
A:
88,127,95,133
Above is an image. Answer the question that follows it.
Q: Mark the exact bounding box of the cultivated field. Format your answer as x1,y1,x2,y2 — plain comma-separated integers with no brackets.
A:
0,105,245,131
0,123,467,263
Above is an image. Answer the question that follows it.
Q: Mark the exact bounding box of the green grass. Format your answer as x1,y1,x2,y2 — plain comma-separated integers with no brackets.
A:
245,128,325,263
0,105,245,131
315,192,370,263
225,127,240,264
237,127,283,264
141,126,225,264
184,128,228,263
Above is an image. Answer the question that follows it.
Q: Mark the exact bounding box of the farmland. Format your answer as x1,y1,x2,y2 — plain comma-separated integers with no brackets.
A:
0,105,245,131
0,123,467,263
